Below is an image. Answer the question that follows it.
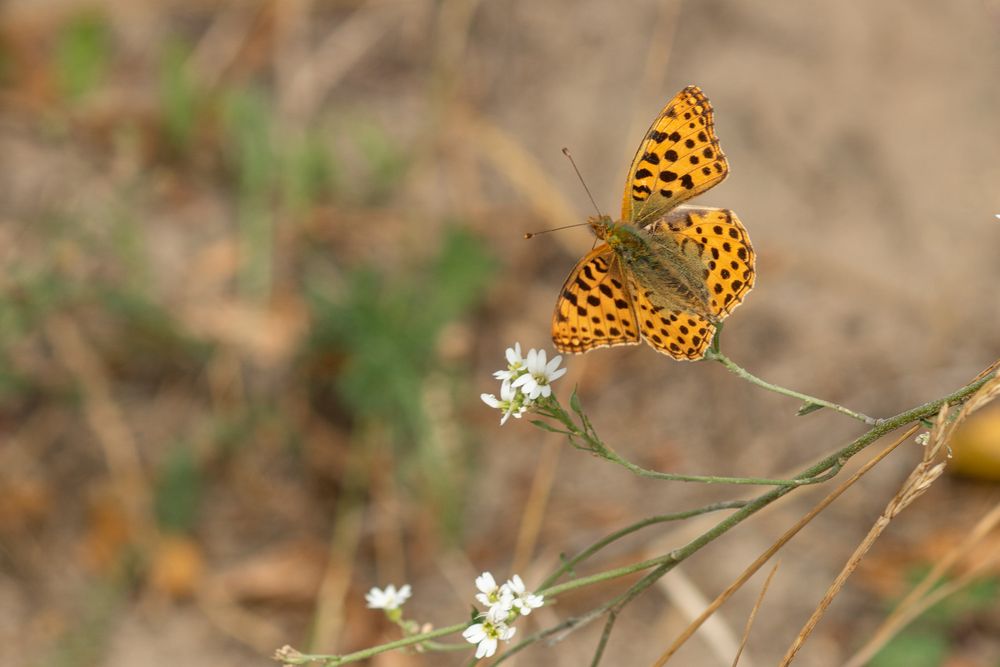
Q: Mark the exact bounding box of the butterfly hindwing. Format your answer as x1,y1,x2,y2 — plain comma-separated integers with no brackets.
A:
647,206,755,318
620,86,729,226
552,246,641,353
627,274,716,360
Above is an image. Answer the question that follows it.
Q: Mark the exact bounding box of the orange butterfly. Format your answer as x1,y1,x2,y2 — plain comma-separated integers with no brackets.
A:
552,85,755,360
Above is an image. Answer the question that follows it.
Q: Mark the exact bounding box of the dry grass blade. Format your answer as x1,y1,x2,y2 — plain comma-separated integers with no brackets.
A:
780,373,1000,665
46,315,154,542
659,570,743,666
461,110,583,243
308,428,375,653
841,373,1000,666
279,0,407,122
731,560,780,667
511,439,562,575
650,426,916,666
188,2,263,89
843,499,1000,667
308,505,365,654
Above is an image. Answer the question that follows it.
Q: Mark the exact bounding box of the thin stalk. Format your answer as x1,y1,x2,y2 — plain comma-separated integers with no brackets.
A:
277,367,996,666
704,348,878,425
274,623,468,666
536,403,835,486
498,369,996,662
590,612,618,667
540,500,748,590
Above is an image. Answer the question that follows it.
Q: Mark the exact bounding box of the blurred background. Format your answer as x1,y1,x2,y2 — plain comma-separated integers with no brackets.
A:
1,1,999,665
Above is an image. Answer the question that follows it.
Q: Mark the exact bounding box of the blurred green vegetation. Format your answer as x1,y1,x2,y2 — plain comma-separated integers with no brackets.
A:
307,226,496,536
43,583,122,667
871,571,999,667
55,11,112,101
1,6,496,560
154,443,203,534
158,40,201,153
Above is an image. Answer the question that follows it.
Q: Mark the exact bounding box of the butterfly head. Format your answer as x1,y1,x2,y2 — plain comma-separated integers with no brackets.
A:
590,215,646,257
587,215,616,241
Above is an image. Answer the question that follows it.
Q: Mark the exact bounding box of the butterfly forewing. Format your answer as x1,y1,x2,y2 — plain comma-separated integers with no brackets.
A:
552,246,641,353
620,86,729,227
628,281,717,360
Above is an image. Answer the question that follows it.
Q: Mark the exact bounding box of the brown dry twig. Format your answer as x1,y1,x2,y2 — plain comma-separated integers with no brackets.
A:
780,372,1000,665
652,425,915,666
843,499,1000,667
732,560,780,667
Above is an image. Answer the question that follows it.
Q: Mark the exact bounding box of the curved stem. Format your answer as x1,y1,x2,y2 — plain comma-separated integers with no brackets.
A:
274,623,468,666
590,611,618,667
497,369,996,662
597,441,838,486
704,347,878,425
534,403,832,486
539,500,748,590
277,367,997,667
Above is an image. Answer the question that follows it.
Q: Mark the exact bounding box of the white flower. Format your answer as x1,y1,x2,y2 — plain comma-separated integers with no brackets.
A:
474,571,513,616
915,432,930,446
463,617,516,659
510,348,566,400
480,381,526,425
493,343,526,382
504,575,544,616
365,583,411,610
474,571,499,604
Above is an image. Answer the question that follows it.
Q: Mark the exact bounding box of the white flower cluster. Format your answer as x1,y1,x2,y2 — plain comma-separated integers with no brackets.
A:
481,343,567,425
462,572,544,659
365,583,412,611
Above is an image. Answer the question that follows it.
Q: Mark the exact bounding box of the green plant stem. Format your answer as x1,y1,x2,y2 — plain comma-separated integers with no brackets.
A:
539,500,747,590
494,369,997,664
704,348,878,425
596,438,842,486
278,370,996,667
276,623,468,666
590,611,618,667
536,402,839,486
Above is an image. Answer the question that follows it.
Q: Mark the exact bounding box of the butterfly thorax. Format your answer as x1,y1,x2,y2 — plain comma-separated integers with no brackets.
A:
590,213,717,322
588,215,650,262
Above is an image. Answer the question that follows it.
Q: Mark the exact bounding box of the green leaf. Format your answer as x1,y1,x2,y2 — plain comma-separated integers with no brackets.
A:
797,402,826,416
530,420,568,434
569,388,584,416
709,323,724,353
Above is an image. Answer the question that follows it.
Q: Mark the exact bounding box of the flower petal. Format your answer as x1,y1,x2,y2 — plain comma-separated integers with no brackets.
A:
475,572,497,594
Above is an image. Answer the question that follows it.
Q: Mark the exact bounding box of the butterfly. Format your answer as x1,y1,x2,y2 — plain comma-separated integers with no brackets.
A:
551,85,755,360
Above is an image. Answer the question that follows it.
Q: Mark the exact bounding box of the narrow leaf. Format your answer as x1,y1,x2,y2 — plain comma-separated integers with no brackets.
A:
797,402,826,416
530,419,568,434
569,387,584,415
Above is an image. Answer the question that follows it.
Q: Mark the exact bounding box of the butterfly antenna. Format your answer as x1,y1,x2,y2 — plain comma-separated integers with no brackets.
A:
562,147,603,218
523,221,591,239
